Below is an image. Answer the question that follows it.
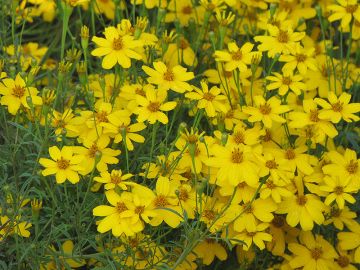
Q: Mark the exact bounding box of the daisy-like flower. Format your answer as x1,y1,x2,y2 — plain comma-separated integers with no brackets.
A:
288,231,338,270
134,86,177,124
231,223,272,251
94,169,133,190
315,92,360,123
279,44,318,74
142,61,194,93
324,206,357,230
193,239,228,265
0,73,42,115
319,175,357,209
338,222,360,263
254,25,305,57
266,71,306,96
0,215,31,240
214,42,255,72
39,146,83,184
185,80,227,117
91,26,143,69
243,95,291,128
328,0,360,29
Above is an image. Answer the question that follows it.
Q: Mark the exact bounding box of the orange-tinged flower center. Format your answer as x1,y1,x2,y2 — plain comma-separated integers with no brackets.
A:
282,76,292,85
285,149,295,160
178,188,189,201
243,203,253,213
331,102,343,112
12,85,26,98
135,206,145,214
57,157,70,169
296,53,306,62
259,104,271,115
147,102,160,112
346,160,358,174
277,30,289,43
203,92,215,101
182,5,192,14
311,247,323,260
231,50,243,61
135,88,146,96
330,207,340,217
310,109,320,122
233,131,245,144
337,255,350,267
186,134,198,144
334,186,343,195
96,111,109,123
88,144,99,158
296,195,307,206
163,70,175,81
112,37,124,50
266,160,278,169
111,173,122,184
346,4,358,13
154,195,168,207
179,38,189,49
116,202,128,213
266,180,275,189
272,215,285,228
247,232,256,237
231,148,244,163
203,209,216,220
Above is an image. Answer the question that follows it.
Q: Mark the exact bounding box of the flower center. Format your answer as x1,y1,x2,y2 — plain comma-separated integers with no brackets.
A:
334,186,343,195
203,210,216,220
259,104,271,115
182,5,192,14
266,180,275,189
96,111,109,123
346,160,358,174
88,144,99,158
282,76,292,85
233,131,245,144
154,195,168,207
179,38,189,49
111,173,122,184
263,129,271,142
311,247,323,260
135,206,145,214
297,195,307,206
163,70,175,81
277,30,289,43
331,102,343,112
285,149,295,160
337,255,350,267
310,109,320,122
271,215,285,228
231,148,243,163
112,37,123,50
296,53,306,62
12,85,26,98
186,134,198,144
116,202,128,213
135,88,146,96
57,157,70,170
203,92,215,101
178,188,189,201
346,4,358,13
266,160,278,169
330,207,340,217
147,102,160,112
247,232,256,237
231,50,243,61
243,203,253,213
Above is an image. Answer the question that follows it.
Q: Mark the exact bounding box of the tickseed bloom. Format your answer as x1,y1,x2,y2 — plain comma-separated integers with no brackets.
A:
288,232,338,270
0,73,42,115
134,86,177,124
231,223,272,251
0,215,31,240
338,222,360,263
214,42,255,72
328,0,360,29
193,239,228,265
94,169,133,190
142,61,194,93
91,26,143,69
315,92,360,123
254,25,305,57
39,146,83,184
243,95,291,128
185,80,227,117
266,71,306,96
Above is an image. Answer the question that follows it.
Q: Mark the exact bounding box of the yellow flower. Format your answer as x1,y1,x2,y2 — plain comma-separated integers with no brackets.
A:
142,61,194,93
231,223,272,250
328,0,360,29
193,239,227,265
338,221,360,263
214,42,255,72
134,86,177,124
319,175,357,209
315,92,360,123
243,95,291,128
185,80,227,117
0,215,31,241
288,231,338,270
91,26,143,69
254,25,305,57
165,0,205,26
39,146,83,184
323,206,357,230
0,73,42,115
266,71,305,96
94,169,133,190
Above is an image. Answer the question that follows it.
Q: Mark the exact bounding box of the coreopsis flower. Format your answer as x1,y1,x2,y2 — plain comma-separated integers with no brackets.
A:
315,92,360,123
323,206,357,230
93,190,143,236
0,74,42,115
134,86,177,124
142,61,194,93
165,0,205,26
163,37,197,67
319,175,357,209
278,44,317,74
214,42,255,72
50,108,78,137
338,222,360,263
0,215,31,240
243,95,291,128
193,239,228,265
39,146,83,184
231,223,272,250
94,169,133,190
91,26,143,69
288,232,338,270
185,80,227,117
328,0,360,29
225,122,263,146
266,71,306,96
254,25,305,57
288,99,338,140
